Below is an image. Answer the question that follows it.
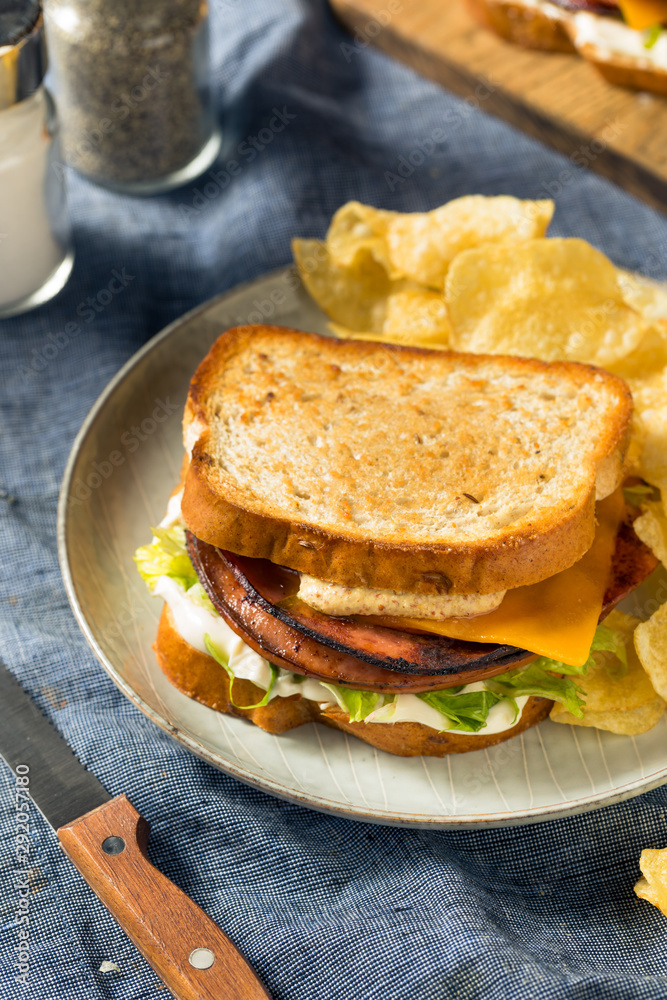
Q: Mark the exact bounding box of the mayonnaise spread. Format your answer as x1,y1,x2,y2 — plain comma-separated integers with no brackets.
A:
571,11,667,68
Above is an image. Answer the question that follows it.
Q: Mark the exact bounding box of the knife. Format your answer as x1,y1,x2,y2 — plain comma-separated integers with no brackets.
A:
0,662,271,1000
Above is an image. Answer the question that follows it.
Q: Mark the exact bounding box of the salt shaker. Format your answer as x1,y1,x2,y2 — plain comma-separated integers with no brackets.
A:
43,0,221,194
0,1,74,318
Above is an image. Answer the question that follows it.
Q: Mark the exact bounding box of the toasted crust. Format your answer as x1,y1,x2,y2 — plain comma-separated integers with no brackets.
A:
182,325,632,595
465,0,576,52
468,0,667,97
576,42,667,94
155,605,552,756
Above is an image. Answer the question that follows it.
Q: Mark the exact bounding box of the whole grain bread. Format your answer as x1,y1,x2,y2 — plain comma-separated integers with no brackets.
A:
181,325,631,594
155,605,552,756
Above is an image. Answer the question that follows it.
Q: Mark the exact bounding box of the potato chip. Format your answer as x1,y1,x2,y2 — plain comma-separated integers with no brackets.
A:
328,290,451,350
635,602,667,702
380,290,451,346
446,238,646,368
292,238,389,332
326,201,396,272
385,196,554,288
635,848,667,915
626,370,667,493
550,697,665,736
550,609,665,735
618,269,667,322
607,323,667,381
633,501,667,566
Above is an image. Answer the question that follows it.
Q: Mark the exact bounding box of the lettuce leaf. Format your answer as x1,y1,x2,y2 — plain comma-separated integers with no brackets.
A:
416,689,505,732
485,664,585,718
134,526,198,592
623,483,657,507
528,622,628,686
645,24,662,49
319,684,383,722
185,581,216,614
204,633,278,710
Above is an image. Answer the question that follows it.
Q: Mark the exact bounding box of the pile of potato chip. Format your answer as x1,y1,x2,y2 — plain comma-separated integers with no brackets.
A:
293,195,667,738
636,847,667,916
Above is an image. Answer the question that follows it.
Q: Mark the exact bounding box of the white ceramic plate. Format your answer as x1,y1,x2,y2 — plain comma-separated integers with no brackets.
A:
58,267,667,828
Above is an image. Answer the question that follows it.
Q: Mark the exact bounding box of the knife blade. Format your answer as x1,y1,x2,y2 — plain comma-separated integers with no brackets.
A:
0,662,271,1000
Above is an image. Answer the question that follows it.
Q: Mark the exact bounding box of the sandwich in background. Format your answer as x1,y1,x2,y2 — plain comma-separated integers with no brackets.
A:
466,0,667,96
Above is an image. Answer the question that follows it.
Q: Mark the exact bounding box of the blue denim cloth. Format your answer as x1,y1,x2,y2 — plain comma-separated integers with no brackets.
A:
3,2,667,997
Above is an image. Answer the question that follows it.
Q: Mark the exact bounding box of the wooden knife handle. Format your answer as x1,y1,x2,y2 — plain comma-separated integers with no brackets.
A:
57,794,271,1000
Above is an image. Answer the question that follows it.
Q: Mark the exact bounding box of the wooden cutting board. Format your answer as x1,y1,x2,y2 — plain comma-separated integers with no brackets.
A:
329,0,667,213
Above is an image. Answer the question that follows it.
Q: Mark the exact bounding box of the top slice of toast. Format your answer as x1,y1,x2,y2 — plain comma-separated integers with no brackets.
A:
181,325,632,595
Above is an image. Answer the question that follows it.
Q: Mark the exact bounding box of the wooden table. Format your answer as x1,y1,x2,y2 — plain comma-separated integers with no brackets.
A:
330,0,667,213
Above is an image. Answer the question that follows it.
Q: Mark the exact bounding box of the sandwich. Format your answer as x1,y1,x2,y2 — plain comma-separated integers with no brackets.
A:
135,324,658,756
466,0,667,95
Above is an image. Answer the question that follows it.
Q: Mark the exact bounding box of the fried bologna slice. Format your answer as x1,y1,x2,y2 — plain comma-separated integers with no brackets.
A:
182,326,632,595
155,605,552,756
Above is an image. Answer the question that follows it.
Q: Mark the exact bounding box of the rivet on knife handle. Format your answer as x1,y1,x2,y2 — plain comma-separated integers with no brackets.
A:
57,794,271,1000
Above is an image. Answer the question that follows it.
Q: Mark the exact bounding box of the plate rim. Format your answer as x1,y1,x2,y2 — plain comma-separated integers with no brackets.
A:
57,269,667,829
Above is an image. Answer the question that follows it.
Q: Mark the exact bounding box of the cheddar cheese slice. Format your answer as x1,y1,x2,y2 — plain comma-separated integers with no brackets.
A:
618,0,667,30
374,490,624,668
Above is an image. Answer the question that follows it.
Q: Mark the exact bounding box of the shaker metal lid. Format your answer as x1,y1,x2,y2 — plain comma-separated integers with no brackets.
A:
0,0,45,111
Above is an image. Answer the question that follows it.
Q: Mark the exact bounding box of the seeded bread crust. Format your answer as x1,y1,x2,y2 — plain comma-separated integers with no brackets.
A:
155,606,552,756
181,325,631,595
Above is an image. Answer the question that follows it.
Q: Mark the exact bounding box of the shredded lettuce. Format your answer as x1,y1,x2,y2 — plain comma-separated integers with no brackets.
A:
134,526,198,592
485,665,585,718
416,689,506,733
645,24,662,49
529,623,628,683
319,684,383,722
482,613,632,721
204,633,278,710
623,483,656,507
588,623,628,676
184,581,216,614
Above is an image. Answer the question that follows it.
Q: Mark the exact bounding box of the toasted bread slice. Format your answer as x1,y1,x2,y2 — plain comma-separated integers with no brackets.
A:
155,605,552,756
182,326,631,595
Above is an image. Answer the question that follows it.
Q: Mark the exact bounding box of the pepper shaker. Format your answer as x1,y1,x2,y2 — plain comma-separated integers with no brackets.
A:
0,1,74,318
43,0,221,194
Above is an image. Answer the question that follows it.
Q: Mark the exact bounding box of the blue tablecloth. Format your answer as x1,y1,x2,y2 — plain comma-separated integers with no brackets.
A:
3,2,667,997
